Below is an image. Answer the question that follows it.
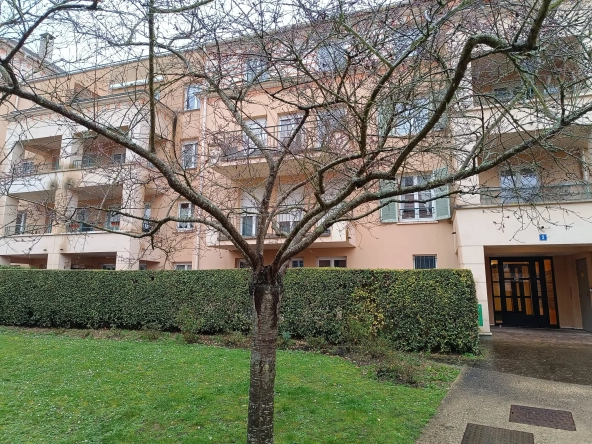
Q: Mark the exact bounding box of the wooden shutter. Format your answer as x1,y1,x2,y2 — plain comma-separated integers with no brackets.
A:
379,180,398,222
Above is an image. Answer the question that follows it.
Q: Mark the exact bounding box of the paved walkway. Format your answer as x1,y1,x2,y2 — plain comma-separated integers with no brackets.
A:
417,328,592,443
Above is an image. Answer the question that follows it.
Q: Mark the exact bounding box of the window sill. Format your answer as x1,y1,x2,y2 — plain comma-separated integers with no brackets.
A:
397,219,438,225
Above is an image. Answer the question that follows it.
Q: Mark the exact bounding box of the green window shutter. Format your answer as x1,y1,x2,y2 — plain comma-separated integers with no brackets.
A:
432,167,451,220
379,180,398,222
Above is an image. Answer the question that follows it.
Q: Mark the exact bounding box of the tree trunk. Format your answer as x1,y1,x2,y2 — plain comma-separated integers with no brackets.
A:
247,266,282,444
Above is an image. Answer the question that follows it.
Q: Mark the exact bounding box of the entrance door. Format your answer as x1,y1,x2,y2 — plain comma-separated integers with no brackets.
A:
576,259,592,332
490,258,559,328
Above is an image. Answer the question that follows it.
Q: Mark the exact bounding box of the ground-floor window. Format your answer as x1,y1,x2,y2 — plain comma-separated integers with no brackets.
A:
290,258,304,268
413,255,437,269
236,259,250,269
318,257,347,268
102,264,116,270
174,263,192,270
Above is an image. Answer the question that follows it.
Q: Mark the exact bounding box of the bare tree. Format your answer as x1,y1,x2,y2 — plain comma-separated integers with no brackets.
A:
2,0,592,442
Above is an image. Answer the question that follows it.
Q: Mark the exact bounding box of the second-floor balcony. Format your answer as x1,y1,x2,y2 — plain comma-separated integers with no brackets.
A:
4,224,53,236
71,153,126,169
12,160,60,177
479,183,592,206
210,207,355,249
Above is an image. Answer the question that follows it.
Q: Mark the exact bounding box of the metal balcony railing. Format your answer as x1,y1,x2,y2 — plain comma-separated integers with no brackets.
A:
218,207,330,241
480,183,592,205
71,154,126,169
4,224,53,236
211,125,310,161
12,161,60,176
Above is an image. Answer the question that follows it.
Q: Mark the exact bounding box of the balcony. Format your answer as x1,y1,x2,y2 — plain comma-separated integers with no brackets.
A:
479,183,592,205
210,124,316,178
71,154,126,169
4,224,53,236
210,208,355,250
12,161,60,176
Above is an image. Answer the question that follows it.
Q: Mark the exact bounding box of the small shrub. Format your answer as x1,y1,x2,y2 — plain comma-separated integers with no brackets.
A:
375,362,418,387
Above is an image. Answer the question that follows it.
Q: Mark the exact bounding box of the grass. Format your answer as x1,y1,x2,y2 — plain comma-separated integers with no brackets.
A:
0,327,459,443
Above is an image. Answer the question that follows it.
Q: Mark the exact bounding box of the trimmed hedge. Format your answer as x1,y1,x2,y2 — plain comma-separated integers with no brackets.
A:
0,268,479,353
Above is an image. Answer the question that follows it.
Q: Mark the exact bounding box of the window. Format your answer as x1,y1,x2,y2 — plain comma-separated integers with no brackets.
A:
278,115,303,150
112,153,126,164
240,188,263,237
245,56,269,82
500,168,539,203
177,202,194,230
379,180,398,223
276,188,303,234
317,108,346,148
105,206,121,231
400,175,434,220
414,255,437,269
236,259,250,269
142,203,152,233
291,258,304,268
379,99,429,137
318,257,347,268
185,84,201,110
17,160,35,176
174,263,192,270
102,264,116,270
317,43,346,71
492,83,534,103
15,211,27,234
242,120,266,156
139,263,148,270
181,143,197,169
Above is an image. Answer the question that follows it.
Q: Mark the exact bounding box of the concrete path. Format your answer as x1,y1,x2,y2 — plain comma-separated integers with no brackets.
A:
418,328,592,443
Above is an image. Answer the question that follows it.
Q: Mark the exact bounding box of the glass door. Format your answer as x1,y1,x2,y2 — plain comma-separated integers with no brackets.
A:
490,257,559,328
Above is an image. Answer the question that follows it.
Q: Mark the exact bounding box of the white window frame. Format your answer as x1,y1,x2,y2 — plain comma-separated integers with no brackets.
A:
174,263,192,270
242,119,266,156
317,43,346,71
105,205,121,231
278,114,303,150
399,175,435,221
317,257,347,268
245,56,269,82
181,142,197,169
290,258,304,268
413,255,437,269
500,167,539,203
177,202,194,230
15,211,27,235
185,84,201,111
236,259,250,269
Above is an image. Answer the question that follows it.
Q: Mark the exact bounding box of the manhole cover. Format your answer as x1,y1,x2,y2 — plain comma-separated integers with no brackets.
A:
461,423,534,444
509,405,576,431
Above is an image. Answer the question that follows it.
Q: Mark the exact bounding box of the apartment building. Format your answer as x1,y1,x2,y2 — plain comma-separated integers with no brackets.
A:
1,10,591,335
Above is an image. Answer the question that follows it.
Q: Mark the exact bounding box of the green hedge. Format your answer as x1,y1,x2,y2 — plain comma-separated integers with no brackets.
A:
0,268,479,353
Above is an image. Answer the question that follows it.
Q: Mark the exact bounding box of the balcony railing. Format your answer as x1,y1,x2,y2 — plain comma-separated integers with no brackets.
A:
12,161,60,176
218,207,329,241
211,125,310,161
71,154,126,169
4,224,53,236
480,183,592,205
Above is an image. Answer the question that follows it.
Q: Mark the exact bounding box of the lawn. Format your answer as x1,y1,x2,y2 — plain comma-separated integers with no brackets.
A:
0,328,458,443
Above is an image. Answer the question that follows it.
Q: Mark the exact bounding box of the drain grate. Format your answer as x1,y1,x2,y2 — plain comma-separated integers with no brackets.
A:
509,405,576,431
461,423,534,444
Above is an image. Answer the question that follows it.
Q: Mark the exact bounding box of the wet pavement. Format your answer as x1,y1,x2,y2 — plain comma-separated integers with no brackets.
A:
473,327,592,386
418,328,592,443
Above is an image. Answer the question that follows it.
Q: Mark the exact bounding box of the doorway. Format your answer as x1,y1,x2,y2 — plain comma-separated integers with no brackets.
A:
576,259,592,332
490,257,559,328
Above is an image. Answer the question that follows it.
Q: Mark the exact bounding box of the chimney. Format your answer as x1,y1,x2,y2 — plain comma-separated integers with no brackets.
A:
39,33,55,62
